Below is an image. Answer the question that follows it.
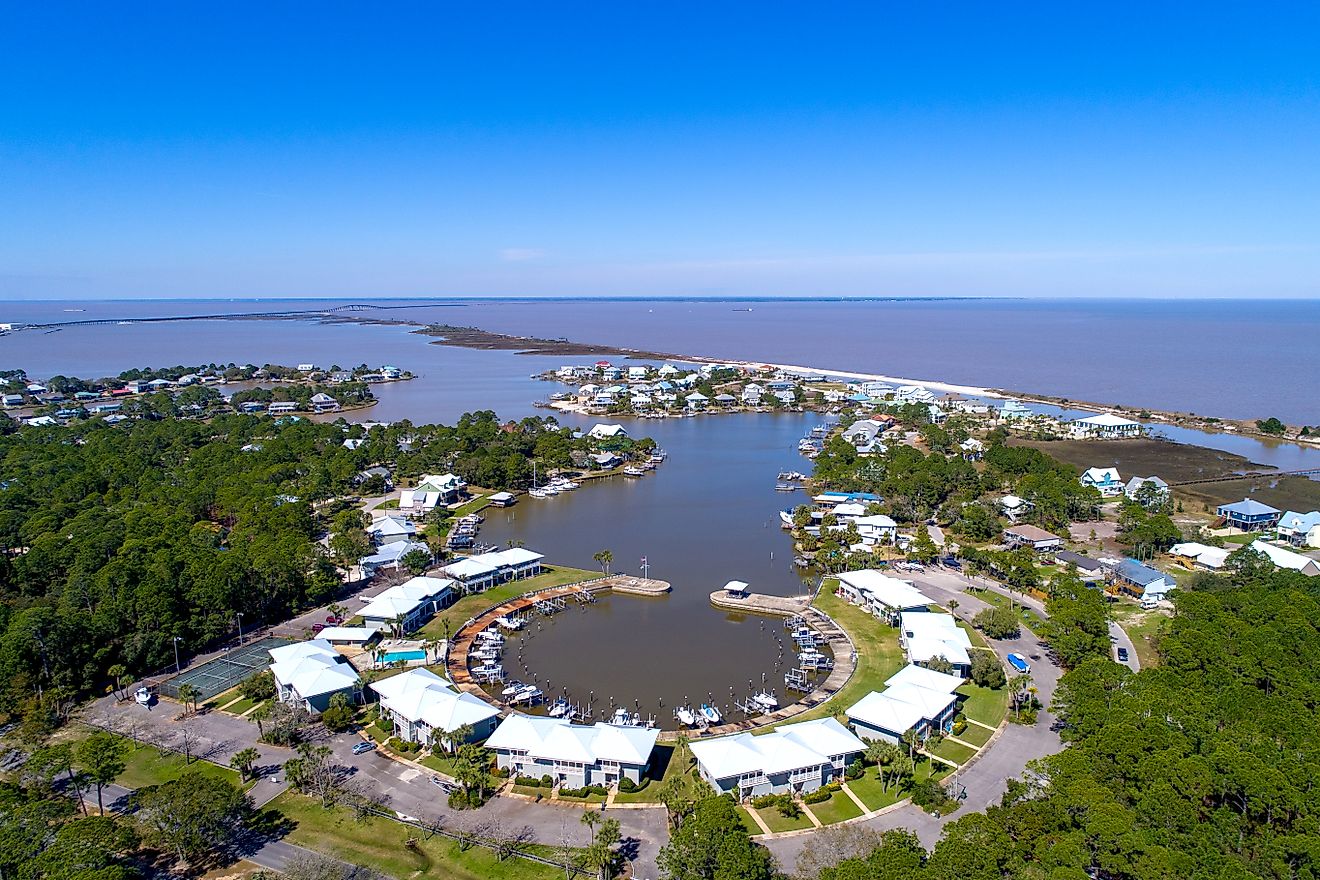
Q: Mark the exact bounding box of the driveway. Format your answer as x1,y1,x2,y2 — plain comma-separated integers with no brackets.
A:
1109,621,1140,671
763,566,1067,872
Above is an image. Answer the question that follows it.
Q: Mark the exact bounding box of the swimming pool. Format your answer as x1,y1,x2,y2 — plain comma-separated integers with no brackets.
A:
381,650,427,663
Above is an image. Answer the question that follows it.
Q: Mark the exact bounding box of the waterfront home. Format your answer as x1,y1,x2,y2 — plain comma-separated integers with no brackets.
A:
1069,412,1142,440
999,494,1033,523
359,539,431,578
1168,542,1230,571
814,491,882,507
1216,498,1282,531
899,612,972,675
370,668,500,750
442,548,545,593
847,663,960,745
959,438,984,461
830,502,868,520
601,366,623,381
854,514,898,545
269,640,359,714
741,383,764,404
690,717,865,799
836,570,931,622
714,393,737,407
592,451,624,469
413,473,468,505
658,364,681,377
895,385,935,404
774,388,797,404
2,393,23,408
1055,550,1109,582
627,366,648,380
268,401,299,414
1000,400,1033,420
630,392,654,409
316,626,381,648
1109,558,1173,602
1080,466,1124,496
1002,524,1063,553
368,515,417,544
487,714,659,788
359,576,455,633
1276,511,1320,547
1124,476,1170,506
862,382,894,397
843,419,888,449
578,383,600,399
310,392,339,412
297,363,316,372
588,423,629,440
1246,540,1320,576
239,400,265,413
685,391,709,411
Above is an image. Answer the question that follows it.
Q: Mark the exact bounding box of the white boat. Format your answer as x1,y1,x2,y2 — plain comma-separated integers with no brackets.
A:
622,466,645,477
752,691,779,710
547,698,571,718
701,703,722,724
675,706,696,726
609,707,632,725
775,483,794,491
501,680,525,697
528,488,547,499
780,510,795,528
476,631,504,645
512,685,543,704
496,616,525,630
134,686,153,706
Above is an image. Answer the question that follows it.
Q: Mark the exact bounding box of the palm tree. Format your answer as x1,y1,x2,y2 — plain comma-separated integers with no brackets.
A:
230,747,260,781
900,729,921,761
592,549,613,575
947,599,959,617
580,810,600,844
107,664,128,701
176,683,200,715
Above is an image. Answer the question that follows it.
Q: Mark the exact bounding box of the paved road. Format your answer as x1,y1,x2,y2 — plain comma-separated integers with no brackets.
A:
1109,621,1140,671
82,695,669,879
764,566,1067,873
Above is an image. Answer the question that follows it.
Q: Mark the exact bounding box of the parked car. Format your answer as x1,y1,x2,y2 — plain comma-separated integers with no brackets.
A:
325,614,344,625
351,741,376,755
1116,647,1129,662
311,623,326,634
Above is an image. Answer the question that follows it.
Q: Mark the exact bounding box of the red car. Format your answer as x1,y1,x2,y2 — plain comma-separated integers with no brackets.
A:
311,623,326,634
325,615,344,625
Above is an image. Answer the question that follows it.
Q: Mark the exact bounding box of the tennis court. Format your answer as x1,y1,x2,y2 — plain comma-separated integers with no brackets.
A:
159,636,293,701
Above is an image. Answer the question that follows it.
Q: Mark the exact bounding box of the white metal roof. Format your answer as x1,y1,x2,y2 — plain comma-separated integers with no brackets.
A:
690,717,865,781
370,668,498,733
837,570,930,610
884,663,965,694
486,715,659,766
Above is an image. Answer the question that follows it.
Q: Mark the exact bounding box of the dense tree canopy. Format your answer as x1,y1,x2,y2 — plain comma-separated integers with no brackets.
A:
0,410,612,717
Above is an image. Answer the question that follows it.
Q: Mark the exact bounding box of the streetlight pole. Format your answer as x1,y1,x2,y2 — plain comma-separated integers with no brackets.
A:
236,613,245,646
172,637,183,674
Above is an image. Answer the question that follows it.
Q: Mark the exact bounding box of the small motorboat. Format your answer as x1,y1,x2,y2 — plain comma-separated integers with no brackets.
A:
752,691,779,711
496,616,525,630
501,680,525,697
701,703,722,724
528,488,547,498
512,686,543,704
775,483,795,491
622,466,645,477
547,698,572,718
675,706,696,726
134,686,154,706
609,707,632,726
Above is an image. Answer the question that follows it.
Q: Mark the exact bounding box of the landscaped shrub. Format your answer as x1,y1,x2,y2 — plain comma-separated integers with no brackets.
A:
844,759,864,780
618,776,638,793
491,765,509,778
751,793,782,810
541,774,554,787
514,775,544,788
803,788,832,805
909,777,956,813
974,606,1021,639
952,720,968,736
777,797,804,819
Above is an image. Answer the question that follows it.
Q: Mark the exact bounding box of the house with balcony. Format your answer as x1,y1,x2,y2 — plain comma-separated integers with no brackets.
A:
358,576,455,633
846,663,962,745
269,640,359,714
1069,413,1142,439
486,714,659,788
835,570,931,623
690,717,865,799
1216,498,1282,532
1276,511,1320,547
370,668,500,750
1080,466,1124,497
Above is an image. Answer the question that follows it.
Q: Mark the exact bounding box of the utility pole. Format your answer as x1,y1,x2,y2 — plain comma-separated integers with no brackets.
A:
172,636,183,673
236,612,245,646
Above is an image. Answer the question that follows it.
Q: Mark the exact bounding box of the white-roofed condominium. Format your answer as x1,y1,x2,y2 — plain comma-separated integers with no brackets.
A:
486,714,660,788
370,668,501,750
689,717,866,799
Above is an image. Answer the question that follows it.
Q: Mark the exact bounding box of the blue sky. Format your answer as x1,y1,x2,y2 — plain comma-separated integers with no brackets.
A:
3,3,1319,299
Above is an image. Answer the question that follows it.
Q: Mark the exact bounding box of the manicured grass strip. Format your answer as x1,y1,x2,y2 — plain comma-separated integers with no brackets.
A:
67,730,242,790
954,723,994,747
736,806,763,835
927,739,978,765
809,790,863,824
957,681,1010,729
793,580,906,724
269,791,565,880
756,806,815,834
556,791,607,805
512,785,547,798
223,697,257,715
844,772,903,812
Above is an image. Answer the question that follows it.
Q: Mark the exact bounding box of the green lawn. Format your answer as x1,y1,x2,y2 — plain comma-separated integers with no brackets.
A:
756,806,815,833
204,686,242,710
844,772,902,812
954,723,994,747
793,581,906,724
926,738,978,766
735,806,763,835
963,587,1046,632
67,730,243,790
418,564,601,640
1111,606,1169,669
612,744,689,804
808,789,863,824
556,790,607,805
269,791,567,880
512,784,547,798
957,681,1010,728
222,696,263,716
